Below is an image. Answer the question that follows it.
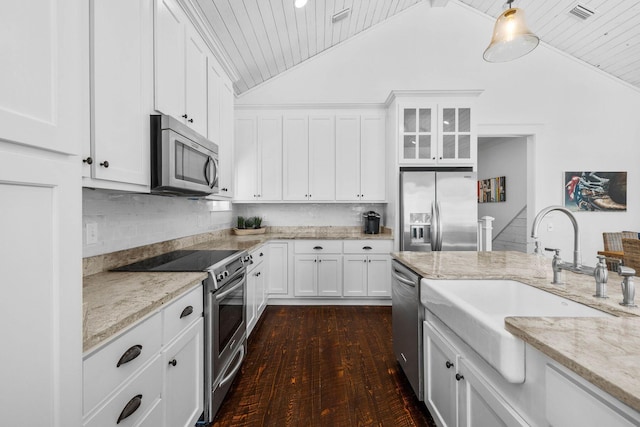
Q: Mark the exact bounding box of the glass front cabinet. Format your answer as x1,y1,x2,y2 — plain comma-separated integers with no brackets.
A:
399,102,476,166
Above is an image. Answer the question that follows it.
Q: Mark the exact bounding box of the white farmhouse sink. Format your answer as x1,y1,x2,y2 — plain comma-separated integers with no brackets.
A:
420,279,612,383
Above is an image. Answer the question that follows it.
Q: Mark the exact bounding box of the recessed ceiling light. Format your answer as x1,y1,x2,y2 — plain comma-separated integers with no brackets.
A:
294,0,308,8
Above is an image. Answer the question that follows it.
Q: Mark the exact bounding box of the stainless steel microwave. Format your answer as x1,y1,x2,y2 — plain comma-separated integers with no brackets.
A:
150,115,219,196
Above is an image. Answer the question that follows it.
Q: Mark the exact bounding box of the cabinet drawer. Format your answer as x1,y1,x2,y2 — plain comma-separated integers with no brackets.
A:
84,313,162,415
247,245,267,272
294,240,342,254
162,284,203,345
84,356,163,427
343,240,392,254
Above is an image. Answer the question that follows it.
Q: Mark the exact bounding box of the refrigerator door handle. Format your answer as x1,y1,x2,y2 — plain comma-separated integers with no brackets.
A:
435,201,443,251
430,202,438,251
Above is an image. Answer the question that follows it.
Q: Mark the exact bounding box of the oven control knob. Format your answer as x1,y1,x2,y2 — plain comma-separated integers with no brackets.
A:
223,270,229,278
217,273,224,281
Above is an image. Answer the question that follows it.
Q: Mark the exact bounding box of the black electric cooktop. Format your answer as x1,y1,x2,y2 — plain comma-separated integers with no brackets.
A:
112,249,240,272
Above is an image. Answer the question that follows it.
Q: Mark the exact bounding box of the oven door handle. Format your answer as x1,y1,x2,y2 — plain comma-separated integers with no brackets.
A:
214,274,245,300
218,345,245,388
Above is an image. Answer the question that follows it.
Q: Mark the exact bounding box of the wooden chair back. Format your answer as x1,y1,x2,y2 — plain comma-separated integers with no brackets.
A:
603,232,638,251
622,238,640,273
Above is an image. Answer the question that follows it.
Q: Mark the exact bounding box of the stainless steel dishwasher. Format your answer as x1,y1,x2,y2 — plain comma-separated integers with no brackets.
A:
391,259,424,401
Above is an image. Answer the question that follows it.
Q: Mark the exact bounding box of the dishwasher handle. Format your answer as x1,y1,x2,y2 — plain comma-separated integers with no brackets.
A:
392,269,417,287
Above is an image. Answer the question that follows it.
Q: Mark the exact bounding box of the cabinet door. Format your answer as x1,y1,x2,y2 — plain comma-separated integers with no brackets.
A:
367,255,391,297
317,256,342,297
154,0,186,120
258,116,283,201
335,116,361,201
360,115,386,201
308,115,335,201
246,267,258,334
91,0,152,186
0,0,87,155
0,149,82,427
294,255,317,296
234,117,258,200
283,116,309,200
267,242,289,294
438,105,474,164
424,322,458,427
256,262,267,319
458,358,527,427
400,106,436,164
163,318,204,427
184,27,208,136
219,80,235,197
343,255,367,297
206,60,222,145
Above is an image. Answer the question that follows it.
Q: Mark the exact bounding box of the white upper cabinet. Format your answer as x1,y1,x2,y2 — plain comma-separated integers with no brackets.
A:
283,115,335,201
184,25,208,136
86,0,153,190
0,1,88,155
391,92,480,167
234,115,282,201
208,60,235,198
336,114,386,202
154,0,186,121
155,0,208,135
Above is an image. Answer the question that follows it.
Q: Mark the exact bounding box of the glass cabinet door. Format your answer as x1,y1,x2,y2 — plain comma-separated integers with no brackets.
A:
439,107,472,161
402,107,435,162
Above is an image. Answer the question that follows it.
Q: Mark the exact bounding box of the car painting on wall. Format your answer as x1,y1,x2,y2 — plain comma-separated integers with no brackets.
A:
564,171,627,211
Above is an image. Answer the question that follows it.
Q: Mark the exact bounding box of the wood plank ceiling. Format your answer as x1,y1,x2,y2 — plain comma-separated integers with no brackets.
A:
193,0,640,94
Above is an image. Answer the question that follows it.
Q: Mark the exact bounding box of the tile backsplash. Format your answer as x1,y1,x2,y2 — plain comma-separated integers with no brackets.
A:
234,203,386,228
83,189,233,257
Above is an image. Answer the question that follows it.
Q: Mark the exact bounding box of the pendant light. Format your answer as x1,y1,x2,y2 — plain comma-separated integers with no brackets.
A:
483,0,539,62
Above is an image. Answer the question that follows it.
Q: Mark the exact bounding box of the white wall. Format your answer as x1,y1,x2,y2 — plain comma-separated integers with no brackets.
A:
234,203,386,228
237,2,640,262
83,189,233,257
477,137,527,235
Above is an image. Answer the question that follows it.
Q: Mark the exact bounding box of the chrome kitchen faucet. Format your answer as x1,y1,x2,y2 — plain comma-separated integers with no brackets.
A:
531,206,609,297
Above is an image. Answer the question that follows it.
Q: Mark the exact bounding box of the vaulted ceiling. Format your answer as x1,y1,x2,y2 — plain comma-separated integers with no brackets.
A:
193,0,640,94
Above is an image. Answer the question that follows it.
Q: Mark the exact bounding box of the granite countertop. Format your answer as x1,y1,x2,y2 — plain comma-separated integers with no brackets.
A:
392,251,640,413
83,227,393,352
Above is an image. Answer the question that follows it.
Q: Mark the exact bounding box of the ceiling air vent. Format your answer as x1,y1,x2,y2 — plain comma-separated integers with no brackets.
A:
332,8,350,23
568,4,596,20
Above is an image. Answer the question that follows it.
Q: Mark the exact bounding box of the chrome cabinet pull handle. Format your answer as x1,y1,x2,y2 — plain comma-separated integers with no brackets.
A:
116,345,142,367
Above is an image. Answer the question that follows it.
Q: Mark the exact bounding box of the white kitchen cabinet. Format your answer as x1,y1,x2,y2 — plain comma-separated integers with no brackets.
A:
458,358,528,427
424,321,459,427
343,240,392,297
267,242,289,295
154,0,207,134
234,115,283,201
335,115,386,202
83,284,204,427
293,241,343,297
283,115,335,201
247,246,268,335
85,0,153,190
0,1,88,155
163,318,204,427
400,104,474,166
0,1,86,425
211,76,235,198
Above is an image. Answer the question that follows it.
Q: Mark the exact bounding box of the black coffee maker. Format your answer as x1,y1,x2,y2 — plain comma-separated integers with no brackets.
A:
363,211,381,234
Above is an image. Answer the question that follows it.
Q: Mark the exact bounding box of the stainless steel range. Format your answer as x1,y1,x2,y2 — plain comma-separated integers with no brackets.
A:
113,249,249,424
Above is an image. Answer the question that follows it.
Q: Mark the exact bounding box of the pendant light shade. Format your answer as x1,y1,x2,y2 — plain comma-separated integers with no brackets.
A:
483,3,539,62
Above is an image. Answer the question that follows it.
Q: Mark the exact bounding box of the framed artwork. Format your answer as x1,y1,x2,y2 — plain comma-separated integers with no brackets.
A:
564,171,627,211
478,176,506,203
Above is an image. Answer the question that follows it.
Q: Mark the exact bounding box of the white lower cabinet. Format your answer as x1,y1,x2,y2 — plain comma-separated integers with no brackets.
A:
163,318,204,427
267,241,289,295
294,255,343,297
423,320,527,427
83,284,204,427
343,255,391,297
247,245,268,336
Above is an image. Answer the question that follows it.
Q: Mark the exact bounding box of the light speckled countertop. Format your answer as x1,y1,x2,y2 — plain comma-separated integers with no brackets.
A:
392,251,640,413
83,227,392,352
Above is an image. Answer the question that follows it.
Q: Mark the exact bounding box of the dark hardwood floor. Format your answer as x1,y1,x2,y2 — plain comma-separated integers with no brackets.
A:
212,306,435,427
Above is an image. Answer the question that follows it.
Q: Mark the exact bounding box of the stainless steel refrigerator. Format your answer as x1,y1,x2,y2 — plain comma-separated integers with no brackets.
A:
400,169,478,251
